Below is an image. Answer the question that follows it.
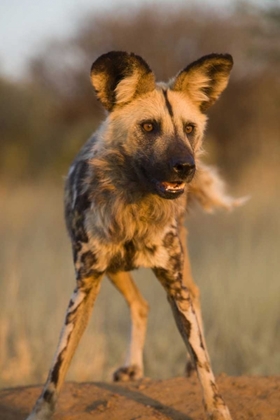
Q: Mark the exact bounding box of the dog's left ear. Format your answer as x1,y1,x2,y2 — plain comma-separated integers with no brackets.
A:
172,53,233,112
90,51,156,111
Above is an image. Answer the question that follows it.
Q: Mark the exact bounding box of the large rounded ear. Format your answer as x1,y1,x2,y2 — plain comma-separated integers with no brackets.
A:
90,51,156,111
172,53,233,112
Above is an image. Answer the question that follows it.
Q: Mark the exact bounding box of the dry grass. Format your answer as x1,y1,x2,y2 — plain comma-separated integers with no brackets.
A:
0,174,280,388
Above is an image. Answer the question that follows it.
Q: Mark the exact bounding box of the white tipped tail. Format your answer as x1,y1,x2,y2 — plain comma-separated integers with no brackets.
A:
189,162,249,213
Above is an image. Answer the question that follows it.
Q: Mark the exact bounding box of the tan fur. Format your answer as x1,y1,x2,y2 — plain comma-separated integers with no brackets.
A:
115,71,155,104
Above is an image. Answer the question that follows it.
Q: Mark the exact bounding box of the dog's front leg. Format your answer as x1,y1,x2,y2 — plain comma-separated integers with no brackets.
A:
179,221,207,375
153,263,231,420
26,273,103,420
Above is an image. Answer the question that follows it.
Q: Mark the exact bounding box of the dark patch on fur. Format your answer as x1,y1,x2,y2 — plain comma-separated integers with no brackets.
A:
75,191,91,214
81,250,97,268
71,212,89,244
65,160,91,246
183,53,233,79
168,296,201,367
168,296,191,338
211,380,223,404
169,254,182,273
153,265,186,291
69,161,91,211
113,365,141,381
162,89,174,118
163,231,176,248
107,241,137,272
107,251,124,273
66,299,83,324
124,240,136,260
77,268,103,281
145,244,157,254
153,266,169,280
50,353,63,385
72,241,82,262
43,389,54,404
76,250,98,279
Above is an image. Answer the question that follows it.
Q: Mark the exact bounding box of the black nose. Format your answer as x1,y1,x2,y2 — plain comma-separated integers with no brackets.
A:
172,156,196,180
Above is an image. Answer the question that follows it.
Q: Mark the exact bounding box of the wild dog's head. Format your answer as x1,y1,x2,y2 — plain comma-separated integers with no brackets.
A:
90,51,233,200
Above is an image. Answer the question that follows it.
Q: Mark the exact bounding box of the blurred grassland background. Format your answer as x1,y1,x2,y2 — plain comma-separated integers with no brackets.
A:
1,2,280,388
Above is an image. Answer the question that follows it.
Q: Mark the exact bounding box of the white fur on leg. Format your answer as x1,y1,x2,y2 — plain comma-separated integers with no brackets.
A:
26,398,53,420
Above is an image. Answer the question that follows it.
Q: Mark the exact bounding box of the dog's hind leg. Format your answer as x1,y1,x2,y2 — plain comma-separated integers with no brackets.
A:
26,272,103,420
107,271,149,381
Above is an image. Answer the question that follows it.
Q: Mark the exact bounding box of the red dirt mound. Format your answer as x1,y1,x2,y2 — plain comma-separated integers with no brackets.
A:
1,375,280,419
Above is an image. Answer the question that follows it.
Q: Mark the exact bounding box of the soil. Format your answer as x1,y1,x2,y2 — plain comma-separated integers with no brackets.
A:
0,375,279,420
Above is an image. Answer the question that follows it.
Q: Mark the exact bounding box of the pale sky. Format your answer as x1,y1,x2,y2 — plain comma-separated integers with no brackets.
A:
0,0,275,79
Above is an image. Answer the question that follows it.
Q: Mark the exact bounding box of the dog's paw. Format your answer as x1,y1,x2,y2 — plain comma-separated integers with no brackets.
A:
26,395,54,420
113,365,143,382
26,407,52,420
208,407,232,420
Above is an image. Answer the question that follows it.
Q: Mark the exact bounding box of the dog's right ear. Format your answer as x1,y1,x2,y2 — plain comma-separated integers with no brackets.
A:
90,51,156,111
172,53,233,112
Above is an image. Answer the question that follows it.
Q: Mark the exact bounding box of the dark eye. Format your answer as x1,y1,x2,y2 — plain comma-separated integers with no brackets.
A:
185,124,195,135
142,122,154,132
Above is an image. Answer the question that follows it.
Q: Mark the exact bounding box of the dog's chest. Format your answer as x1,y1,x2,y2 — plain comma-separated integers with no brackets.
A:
106,240,155,272
106,240,143,272
104,227,180,273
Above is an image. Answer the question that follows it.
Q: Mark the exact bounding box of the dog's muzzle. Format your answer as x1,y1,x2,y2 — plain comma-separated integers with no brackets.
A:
154,156,196,199
137,154,196,199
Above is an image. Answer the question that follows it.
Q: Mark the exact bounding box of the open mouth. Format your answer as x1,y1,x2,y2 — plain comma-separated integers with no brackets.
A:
156,181,186,195
137,164,187,199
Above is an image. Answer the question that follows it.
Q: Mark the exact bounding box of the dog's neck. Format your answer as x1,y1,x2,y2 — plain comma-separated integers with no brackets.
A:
86,147,186,243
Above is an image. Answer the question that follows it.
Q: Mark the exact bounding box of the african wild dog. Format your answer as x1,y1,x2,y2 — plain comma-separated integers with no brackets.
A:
27,51,239,420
